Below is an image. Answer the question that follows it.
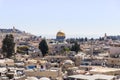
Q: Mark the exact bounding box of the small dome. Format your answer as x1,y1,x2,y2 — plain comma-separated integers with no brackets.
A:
39,77,50,80
56,31,65,37
64,60,74,64
27,77,38,80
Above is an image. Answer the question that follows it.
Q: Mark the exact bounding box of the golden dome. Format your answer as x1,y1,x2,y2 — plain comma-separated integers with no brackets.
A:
56,31,65,37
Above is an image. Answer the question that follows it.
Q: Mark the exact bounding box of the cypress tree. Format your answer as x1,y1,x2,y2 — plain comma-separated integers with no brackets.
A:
2,34,15,58
39,39,48,57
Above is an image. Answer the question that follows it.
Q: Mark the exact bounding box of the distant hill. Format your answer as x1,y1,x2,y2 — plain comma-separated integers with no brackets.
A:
0,27,41,49
0,27,36,40
0,28,22,33
0,29,22,33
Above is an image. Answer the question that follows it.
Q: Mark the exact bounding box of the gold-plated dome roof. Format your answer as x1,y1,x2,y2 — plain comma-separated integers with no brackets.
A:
56,31,65,37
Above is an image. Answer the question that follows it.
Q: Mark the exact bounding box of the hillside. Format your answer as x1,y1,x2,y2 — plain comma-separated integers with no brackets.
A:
0,27,36,48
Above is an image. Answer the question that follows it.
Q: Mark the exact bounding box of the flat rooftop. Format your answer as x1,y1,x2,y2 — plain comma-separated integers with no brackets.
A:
68,74,115,80
90,66,120,73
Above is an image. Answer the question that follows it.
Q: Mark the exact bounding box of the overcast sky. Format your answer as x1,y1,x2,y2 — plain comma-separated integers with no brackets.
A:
0,0,120,38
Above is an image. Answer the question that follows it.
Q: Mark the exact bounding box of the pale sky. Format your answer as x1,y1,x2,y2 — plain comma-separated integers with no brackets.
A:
0,0,120,38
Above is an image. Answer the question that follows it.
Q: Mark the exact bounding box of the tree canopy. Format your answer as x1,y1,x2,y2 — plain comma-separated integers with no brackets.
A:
39,39,49,57
2,34,15,58
71,42,80,53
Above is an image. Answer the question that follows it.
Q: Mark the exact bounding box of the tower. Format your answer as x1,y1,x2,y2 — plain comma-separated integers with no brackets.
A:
104,33,107,40
13,26,16,33
12,26,17,53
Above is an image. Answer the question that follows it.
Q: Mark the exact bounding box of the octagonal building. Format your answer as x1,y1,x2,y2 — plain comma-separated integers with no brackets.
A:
56,31,65,42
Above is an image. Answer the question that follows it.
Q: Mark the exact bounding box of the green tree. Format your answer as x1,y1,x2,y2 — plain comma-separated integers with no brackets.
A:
85,37,88,41
39,39,49,57
71,42,80,53
63,47,70,52
2,34,15,58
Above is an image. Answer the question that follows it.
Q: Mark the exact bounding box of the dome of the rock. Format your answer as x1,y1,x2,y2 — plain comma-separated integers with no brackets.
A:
56,31,65,37
56,31,65,42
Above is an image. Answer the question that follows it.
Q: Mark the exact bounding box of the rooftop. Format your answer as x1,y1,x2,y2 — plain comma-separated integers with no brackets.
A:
68,74,115,80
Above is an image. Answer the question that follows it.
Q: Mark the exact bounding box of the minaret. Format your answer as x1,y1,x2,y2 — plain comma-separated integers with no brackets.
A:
13,26,16,33
104,33,107,40
12,26,17,53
